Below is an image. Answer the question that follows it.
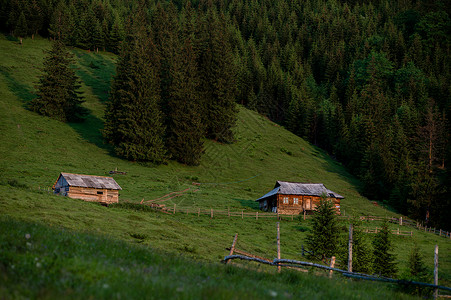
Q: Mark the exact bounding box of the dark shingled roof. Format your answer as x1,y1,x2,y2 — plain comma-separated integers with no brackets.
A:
58,172,122,190
256,181,343,201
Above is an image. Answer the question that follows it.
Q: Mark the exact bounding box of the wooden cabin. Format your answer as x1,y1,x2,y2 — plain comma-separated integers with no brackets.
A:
53,172,122,204
256,181,343,215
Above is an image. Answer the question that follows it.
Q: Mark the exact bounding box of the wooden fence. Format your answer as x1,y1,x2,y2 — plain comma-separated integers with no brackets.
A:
37,185,451,240
363,227,413,236
223,254,451,295
360,215,451,240
150,203,306,220
223,229,451,298
142,202,451,240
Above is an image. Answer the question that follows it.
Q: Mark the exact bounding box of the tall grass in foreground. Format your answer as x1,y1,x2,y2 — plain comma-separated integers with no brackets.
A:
0,216,416,299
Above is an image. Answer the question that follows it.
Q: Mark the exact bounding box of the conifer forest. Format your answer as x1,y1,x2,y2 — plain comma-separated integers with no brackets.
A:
1,0,450,230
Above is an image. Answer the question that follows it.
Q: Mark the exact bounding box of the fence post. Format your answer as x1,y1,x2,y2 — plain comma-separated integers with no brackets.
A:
329,256,336,278
226,234,238,264
375,227,378,233
440,229,442,236
211,208,213,219
242,210,244,219
228,207,230,217
348,224,353,272
303,210,306,220
400,217,402,226
434,245,438,299
256,211,258,220
277,222,281,273
173,204,176,214
397,228,400,235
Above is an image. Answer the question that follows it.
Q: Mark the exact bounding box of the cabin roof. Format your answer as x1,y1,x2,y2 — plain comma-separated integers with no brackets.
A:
256,181,343,201
54,172,122,190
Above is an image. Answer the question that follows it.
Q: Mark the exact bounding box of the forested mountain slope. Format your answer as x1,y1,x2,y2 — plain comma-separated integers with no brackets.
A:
1,30,450,298
2,0,449,228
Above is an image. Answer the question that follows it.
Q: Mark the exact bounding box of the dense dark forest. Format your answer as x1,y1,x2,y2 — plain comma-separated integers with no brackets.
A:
1,0,450,229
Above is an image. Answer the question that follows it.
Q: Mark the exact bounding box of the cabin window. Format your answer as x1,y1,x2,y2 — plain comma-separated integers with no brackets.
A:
97,191,104,195
283,197,289,204
294,198,299,205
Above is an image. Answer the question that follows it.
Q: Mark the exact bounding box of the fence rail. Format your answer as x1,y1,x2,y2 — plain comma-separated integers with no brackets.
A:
222,254,451,293
141,202,451,240
36,186,451,240
363,227,413,236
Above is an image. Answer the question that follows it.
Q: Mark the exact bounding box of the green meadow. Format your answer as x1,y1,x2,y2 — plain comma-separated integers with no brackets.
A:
0,35,450,299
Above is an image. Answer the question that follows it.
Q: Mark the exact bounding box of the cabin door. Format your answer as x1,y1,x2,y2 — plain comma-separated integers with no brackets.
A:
304,197,312,210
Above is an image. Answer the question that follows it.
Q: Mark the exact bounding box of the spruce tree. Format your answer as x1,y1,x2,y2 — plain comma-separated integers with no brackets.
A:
15,10,27,41
372,222,397,277
305,198,339,260
197,8,238,143
31,40,86,122
339,222,373,274
167,37,204,165
108,15,124,54
401,244,432,296
166,5,204,165
103,10,166,163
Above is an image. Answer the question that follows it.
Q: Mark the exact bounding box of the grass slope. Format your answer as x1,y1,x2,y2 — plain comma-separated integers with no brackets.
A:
1,216,417,299
0,35,450,297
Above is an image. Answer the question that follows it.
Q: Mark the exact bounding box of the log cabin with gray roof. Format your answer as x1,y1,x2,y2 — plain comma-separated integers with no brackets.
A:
53,172,122,204
256,181,343,215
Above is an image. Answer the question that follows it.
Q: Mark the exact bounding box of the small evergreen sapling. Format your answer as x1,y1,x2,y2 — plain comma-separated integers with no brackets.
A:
305,197,339,261
402,244,432,296
338,219,373,274
372,222,398,277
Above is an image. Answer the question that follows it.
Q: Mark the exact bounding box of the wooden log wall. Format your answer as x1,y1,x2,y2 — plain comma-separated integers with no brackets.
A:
67,187,119,204
275,194,341,215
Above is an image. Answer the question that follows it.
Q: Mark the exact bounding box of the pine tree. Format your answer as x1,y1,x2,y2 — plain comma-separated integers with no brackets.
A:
49,1,76,45
103,9,166,163
372,222,397,277
15,10,27,41
165,4,204,165
108,15,124,54
349,223,373,274
167,37,204,165
402,244,432,296
31,40,86,122
305,198,339,260
152,2,180,127
197,8,238,143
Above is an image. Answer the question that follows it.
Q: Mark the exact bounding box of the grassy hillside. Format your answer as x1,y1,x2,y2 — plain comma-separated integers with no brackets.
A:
1,216,419,299
0,35,450,298
0,34,391,216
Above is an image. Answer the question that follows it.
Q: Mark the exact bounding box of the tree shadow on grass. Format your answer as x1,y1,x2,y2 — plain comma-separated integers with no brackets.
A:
72,50,116,104
68,112,116,156
68,50,117,155
233,198,259,210
0,66,34,105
